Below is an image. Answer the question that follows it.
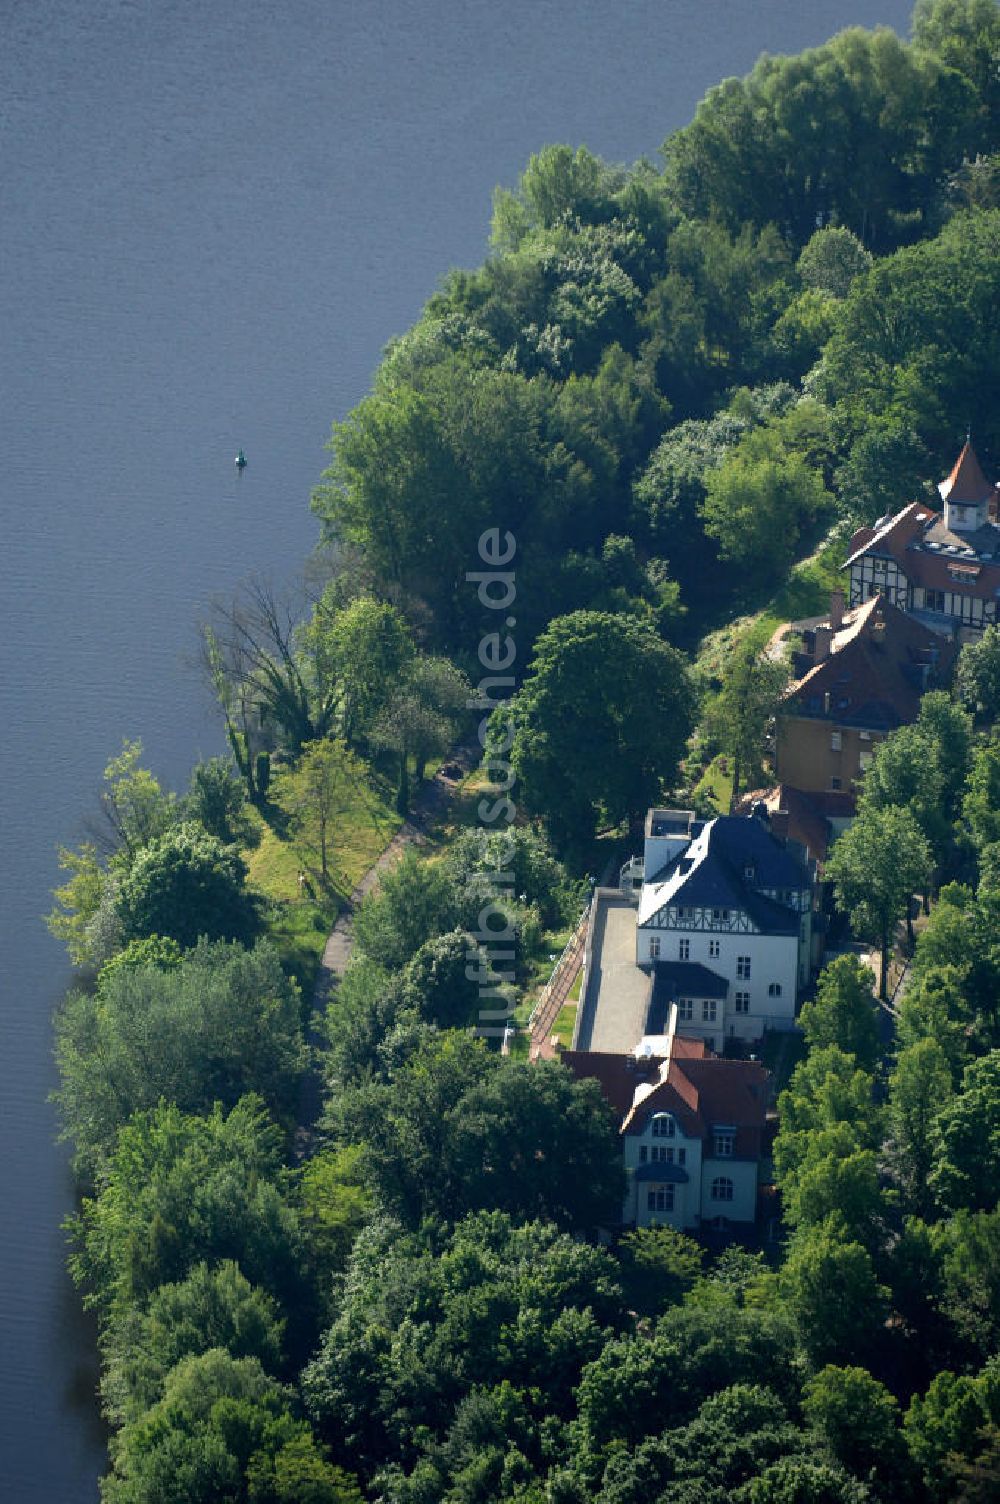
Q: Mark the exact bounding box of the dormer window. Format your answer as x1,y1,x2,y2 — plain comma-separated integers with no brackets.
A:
651,1113,675,1139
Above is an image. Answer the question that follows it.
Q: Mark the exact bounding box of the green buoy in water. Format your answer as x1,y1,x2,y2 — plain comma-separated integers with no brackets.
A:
235,449,247,471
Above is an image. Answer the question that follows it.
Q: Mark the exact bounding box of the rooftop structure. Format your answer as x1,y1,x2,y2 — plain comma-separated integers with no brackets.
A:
775,591,958,798
843,442,1000,639
563,1034,771,1230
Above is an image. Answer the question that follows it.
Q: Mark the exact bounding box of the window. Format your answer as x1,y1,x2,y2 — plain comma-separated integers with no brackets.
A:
859,751,872,771
926,589,946,613
768,982,782,998
830,731,842,751
679,939,690,960
714,1131,735,1157
709,939,720,958
702,1000,717,1023
873,558,886,573
737,955,751,979
711,907,729,923
639,1146,648,1163
647,1185,674,1213
652,1145,674,1163
735,991,750,1014
649,936,661,959
678,998,694,1021
859,730,871,741
677,1149,686,1166
651,1114,674,1138
831,776,842,790
711,1176,734,1201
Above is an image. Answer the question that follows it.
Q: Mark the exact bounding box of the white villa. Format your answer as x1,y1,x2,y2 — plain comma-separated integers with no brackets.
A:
627,807,817,1050
564,1031,769,1232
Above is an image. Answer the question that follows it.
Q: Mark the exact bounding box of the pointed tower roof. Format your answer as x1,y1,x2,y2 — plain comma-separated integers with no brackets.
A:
938,441,993,505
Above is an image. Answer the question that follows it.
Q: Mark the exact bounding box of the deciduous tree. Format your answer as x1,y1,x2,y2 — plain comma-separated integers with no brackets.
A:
798,956,880,1072
115,822,261,951
825,804,932,998
270,738,364,884
931,1051,1000,1211
55,939,306,1179
504,610,695,846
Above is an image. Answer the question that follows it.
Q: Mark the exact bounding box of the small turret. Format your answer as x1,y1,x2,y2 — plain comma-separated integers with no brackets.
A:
938,440,992,533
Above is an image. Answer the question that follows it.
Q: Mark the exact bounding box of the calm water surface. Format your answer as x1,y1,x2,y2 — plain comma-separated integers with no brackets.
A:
1,1,913,1494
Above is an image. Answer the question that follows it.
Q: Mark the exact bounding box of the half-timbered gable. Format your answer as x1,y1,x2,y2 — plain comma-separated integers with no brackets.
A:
843,443,1000,640
635,811,813,1043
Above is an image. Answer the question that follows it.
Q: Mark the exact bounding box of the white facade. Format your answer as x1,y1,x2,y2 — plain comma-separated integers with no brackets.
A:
637,922,799,1044
622,1108,759,1229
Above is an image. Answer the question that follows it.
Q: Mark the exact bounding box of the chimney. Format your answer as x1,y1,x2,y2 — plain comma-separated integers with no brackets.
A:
814,625,833,662
830,589,845,631
770,809,790,843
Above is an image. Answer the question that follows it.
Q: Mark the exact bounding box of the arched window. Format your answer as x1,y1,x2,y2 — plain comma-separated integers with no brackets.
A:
651,1113,674,1138
711,1176,734,1202
768,982,782,997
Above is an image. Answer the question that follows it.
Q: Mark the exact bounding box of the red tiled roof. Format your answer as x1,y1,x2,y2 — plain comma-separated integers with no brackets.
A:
842,502,935,570
670,1036,711,1060
848,524,876,555
680,1057,769,1130
782,593,958,731
561,1051,662,1117
562,1049,770,1157
903,550,1000,601
939,441,994,505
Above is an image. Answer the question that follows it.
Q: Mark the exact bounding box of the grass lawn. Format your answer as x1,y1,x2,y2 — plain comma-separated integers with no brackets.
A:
694,526,849,686
550,1001,578,1050
245,764,402,996
426,764,495,845
693,754,734,815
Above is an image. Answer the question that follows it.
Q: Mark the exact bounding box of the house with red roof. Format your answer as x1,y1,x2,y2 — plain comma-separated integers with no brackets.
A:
775,589,958,799
844,441,1000,639
563,1036,770,1231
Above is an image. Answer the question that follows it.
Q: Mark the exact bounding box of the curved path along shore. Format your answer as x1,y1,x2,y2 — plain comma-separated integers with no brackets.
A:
296,741,480,1144
312,740,481,1009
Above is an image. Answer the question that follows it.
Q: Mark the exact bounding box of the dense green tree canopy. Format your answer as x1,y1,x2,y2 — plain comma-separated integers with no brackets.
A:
103,1348,355,1504
798,956,880,1072
825,804,932,997
503,610,695,844
780,1225,889,1368
55,939,306,1180
185,757,249,844
101,1260,285,1426
957,625,1000,722
70,1097,302,1323
886,1036,954,1217
303,1212,624,1477
931,1051,1000,1210
338,1034,623,1230
115,822,261,950
351,848,459,972
820,210,1000,464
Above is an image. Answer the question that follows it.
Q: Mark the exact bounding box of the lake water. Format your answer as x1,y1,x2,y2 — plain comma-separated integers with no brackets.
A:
0,0,914,1494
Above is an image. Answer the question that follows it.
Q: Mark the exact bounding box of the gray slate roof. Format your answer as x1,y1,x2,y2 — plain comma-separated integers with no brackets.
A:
638,816,806,937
